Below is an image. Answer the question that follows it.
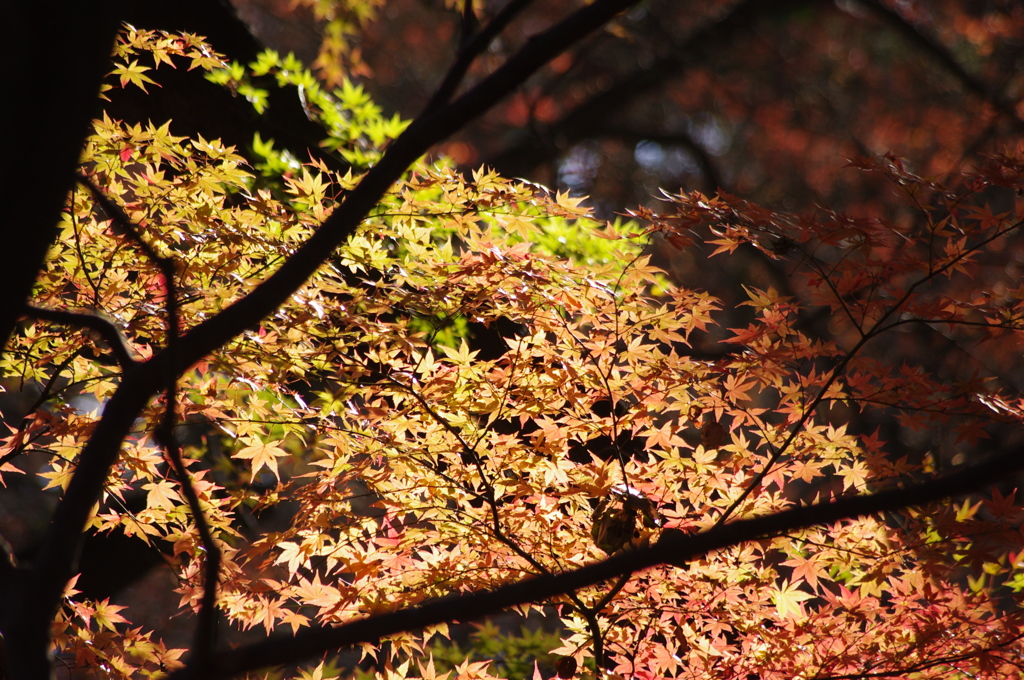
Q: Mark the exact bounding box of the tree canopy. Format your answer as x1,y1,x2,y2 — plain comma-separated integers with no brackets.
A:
3,2,1024,680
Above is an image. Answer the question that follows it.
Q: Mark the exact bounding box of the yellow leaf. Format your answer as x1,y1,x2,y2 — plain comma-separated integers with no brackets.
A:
438,338,479,366
235,437,290,482
143,479,181,510
554,191,590,217
772,578,814,620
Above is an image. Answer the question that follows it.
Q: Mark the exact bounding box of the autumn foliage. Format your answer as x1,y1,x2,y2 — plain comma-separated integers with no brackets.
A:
4,3,1024,680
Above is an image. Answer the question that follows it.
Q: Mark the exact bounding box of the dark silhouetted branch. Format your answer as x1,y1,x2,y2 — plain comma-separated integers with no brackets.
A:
80,173,224,665
169,442,1024,680
23,2,643,676
490,0,812,178
429,0,537,111
23,305,139,371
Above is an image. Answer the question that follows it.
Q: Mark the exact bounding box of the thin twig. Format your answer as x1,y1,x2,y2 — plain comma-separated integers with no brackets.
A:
426,0,537,111
77,174,163,264
78,174,222,662
0,348,83,468
715,215,1024,525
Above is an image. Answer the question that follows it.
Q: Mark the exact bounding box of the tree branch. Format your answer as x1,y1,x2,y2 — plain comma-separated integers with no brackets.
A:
21,0,643,674
22,305,139,371
169,442,1024,680
151,0,645,382
427,0,537,111
82,174,224,662
0,0,118,359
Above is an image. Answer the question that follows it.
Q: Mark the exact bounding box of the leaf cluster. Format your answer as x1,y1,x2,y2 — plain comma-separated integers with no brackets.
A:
5,22,1024,680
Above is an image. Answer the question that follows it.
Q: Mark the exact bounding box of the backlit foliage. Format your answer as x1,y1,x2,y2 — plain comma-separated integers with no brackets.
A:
291,0,387,86
4,24,1024,680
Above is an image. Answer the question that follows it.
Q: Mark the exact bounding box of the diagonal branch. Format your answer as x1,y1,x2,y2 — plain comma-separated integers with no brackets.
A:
427,0,537,111
24,0,644,670
491,0,1024,180
78,174,164,265
168,441,1024,680
164,0,644,379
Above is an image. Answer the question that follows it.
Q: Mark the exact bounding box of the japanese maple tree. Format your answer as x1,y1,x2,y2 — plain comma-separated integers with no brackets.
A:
3,2,1024,680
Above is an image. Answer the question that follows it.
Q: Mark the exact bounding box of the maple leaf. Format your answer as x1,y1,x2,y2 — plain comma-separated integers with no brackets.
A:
781,552,828,593
418,655,452,680
438,338,480,366
92,600,130,632
143,479,182,510
275,541,309,574
297,662,334,680
293,574,343,611
838,459,870,492
234,437,291,482
553,191,590,217
771,579,814,621
112,60,159,91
